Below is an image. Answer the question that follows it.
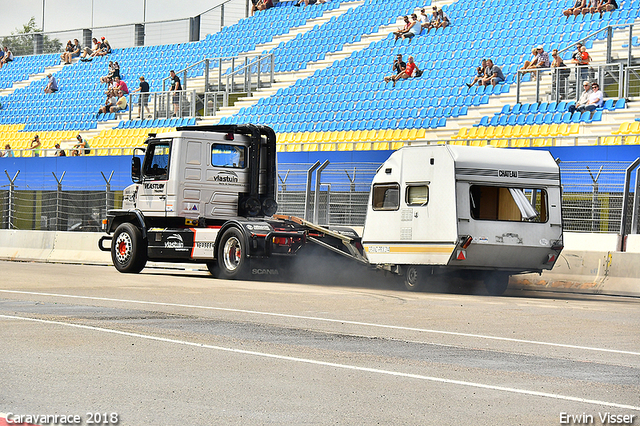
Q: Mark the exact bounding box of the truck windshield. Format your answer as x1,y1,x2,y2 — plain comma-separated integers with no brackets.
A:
470,185,548,223
143,140,171,181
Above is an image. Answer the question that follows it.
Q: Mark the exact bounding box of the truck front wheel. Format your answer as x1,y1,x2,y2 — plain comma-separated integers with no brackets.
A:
111,222,147,273
217,227,247,279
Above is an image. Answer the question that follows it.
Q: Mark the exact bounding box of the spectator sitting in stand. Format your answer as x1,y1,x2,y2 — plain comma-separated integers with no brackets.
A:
251,0,273,15
466,59,487,88
98,89,118,115
2,143,14,157
54,143,66,157
399,14,421,42
436,8,450,29
383,54,406,83
67,39,82,63
392,16,412,41
61,40,73,63
389,55,418,87
481,59,505,86
44,73,58,93
570,42,583,64
113,76,129,95
131,76,151,119
578,82,603,113
100,61,116,83
419,9,430,30
92,37,111,58
568,81,592,113
74,134,89,156
80,38,99,61
564,0,586,16
0,46,14,69
110,90,128,113
596,0,618,13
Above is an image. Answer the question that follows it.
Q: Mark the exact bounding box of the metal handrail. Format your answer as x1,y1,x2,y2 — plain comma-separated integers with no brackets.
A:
224,53,275,96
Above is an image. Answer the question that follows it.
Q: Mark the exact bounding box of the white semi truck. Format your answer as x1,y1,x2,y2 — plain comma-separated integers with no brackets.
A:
99,125,563,295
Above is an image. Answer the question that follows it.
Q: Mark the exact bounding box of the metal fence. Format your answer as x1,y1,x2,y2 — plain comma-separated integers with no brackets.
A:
0,0,246,56
2,160,639,236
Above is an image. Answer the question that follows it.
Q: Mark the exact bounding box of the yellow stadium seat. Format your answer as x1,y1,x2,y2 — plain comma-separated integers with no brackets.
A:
467,127,478,139
629,122,640,134
356,142,372,150
407,129,418,140
624,135,639,145
344,130,355,142
415,129,426,139
453,127,468,139
484,127,496,139
378,129,393,141
532,138,551,147
529,124,541,137
612,122,630,135
568,123,579,135
449,139,466,146
364,129,377,141
493,126,504,138
399,128,411,140
602,136,621,145
475,127,487,139
336,131,347,143
303,142,318,151
276,144,285,152
391,141,405,150
351,130,363,142
548,123,559,136
502,126,514,138
285,142,301,152
495,139,509,148
469,139,487,147
520,124,532,137
373,141,390,150
390,129,402,140
300,132,310,143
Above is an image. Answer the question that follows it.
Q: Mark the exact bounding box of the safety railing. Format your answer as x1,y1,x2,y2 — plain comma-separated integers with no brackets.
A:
126,89,198,120
516,62,625,104
161,53,275,96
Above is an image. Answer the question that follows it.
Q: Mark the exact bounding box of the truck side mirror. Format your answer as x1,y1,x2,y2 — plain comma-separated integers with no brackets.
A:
131,157,142,183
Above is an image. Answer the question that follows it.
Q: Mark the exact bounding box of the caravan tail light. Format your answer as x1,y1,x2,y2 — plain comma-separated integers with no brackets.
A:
460,235,473,249
546,253,557,264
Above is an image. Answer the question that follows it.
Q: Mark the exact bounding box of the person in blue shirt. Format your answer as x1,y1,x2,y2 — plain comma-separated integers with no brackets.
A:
44,74,58,94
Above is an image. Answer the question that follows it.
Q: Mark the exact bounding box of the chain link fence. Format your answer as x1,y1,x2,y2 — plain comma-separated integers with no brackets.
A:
2,161,639,234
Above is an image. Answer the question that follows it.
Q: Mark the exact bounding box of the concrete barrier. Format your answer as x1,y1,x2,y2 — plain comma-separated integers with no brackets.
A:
0,230,639,297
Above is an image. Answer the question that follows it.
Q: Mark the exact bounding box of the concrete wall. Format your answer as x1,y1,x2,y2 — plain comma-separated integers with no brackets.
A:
1,230,639,297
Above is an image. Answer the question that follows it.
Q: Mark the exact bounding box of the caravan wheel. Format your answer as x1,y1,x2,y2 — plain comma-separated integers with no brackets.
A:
404,265,426,291
484,273,510,295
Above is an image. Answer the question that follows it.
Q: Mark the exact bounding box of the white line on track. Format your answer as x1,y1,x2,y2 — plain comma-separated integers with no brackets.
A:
1,313,639,412
1,289,639,356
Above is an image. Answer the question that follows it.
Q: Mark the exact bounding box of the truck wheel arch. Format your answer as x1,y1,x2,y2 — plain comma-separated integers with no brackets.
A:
108,210,147,239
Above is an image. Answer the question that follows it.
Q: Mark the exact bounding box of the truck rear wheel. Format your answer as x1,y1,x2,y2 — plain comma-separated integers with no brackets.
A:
217,227,247,279
484,273,510,295
404,265,426,291
112,222,147,273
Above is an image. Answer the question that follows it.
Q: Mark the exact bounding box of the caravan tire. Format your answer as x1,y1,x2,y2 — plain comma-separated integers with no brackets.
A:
217,227,248,280
404,265,426,291
484,273,510,296
111,223,147,274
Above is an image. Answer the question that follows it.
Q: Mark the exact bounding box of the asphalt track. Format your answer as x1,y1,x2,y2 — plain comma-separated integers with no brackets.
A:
0,261,639,425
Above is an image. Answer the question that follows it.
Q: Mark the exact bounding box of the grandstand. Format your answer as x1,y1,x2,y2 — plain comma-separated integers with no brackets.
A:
0,0,639,158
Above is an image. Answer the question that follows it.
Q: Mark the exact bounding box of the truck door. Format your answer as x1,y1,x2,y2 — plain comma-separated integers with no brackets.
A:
139,140,171,214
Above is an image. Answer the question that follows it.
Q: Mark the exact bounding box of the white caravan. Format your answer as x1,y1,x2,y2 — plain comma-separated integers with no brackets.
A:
361,145,564,294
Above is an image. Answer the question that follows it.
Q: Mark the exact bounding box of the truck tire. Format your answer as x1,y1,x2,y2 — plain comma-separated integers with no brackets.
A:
206,262,219,278
217,227,247,279
404,265,425,291
484,273,510,296
112,222,147,273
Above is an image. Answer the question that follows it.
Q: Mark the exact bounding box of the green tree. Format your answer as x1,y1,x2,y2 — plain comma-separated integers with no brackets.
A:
1,17,62,57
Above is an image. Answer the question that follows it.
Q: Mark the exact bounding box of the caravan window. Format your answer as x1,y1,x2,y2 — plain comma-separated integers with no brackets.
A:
372,183,400,211
406,185,429,206
470,185,548,223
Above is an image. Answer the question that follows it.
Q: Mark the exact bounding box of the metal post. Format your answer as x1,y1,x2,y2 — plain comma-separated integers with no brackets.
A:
631,169,640,235
627,25,633,68
304,161,321,221
221,3,225,28
257,55,262,89
190,89,196,117
4,170,19,229
52,171,65,231
314,160,330,224
128,93,133,120
204,59,210,92
270,53,274,84
320,183,331,225
619,158,640,251
586,166,603,232
218,58,223,92
101,171,114,215
606,26,613,64
618,62,624,99
535,70,540,103
231,57,236,92
516,71,521,105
